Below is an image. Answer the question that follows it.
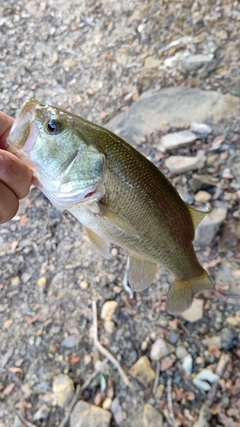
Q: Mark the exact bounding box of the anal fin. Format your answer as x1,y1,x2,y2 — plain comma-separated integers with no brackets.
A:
128,254,157,291
85,227,110,258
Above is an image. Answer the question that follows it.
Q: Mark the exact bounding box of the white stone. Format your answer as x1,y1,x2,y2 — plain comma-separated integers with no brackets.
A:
192,378,211,391
182,299,204,323
182,354,193,375
165,155,205,174
160,130,196,150
150,338,172,361
196,369,219,383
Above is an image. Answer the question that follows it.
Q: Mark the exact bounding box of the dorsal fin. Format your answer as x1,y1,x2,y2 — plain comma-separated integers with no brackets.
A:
187,205,211,230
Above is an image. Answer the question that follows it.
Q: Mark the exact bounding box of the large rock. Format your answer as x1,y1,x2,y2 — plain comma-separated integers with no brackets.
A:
107,88,240,145
52,374,75,408
129,356,155,385
143,404,163,427
194,207,227,246
70,401,112,427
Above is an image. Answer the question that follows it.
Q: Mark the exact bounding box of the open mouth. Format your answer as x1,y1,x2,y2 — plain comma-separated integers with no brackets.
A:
7,100,39,153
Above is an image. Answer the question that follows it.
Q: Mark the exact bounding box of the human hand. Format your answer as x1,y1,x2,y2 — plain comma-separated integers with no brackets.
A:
0,111,32,224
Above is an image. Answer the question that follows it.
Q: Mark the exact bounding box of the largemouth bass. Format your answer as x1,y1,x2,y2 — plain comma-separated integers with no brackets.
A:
7,100,214,314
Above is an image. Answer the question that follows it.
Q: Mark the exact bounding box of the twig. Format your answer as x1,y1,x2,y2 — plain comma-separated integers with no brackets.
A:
153,361,160,395
58,384,81,427
206,353,231,407
92,301,133,389
167,378,178,427
17,411,38,427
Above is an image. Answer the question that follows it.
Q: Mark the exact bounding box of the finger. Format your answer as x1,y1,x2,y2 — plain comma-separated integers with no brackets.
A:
0,181,19,224
0,112,14,150
0,150,32,199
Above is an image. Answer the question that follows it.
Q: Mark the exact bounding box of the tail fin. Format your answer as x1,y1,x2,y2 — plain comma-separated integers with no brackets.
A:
166,269,215,315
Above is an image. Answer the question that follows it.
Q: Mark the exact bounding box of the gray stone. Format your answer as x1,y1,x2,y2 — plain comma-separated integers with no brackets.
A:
107,88,239,145
33,404,50,421
190,122,212,135
143,404,163,427
218,219,240,252
165,155,205,174
194,207,227,246
61,334,79,348
179,54,217,72
160,130,196,150
70,401,112,427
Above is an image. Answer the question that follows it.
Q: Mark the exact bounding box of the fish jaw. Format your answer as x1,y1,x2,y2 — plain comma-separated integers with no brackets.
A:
7,100,39,155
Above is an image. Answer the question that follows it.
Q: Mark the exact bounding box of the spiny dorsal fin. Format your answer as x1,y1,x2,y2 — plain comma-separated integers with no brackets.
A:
187,205,211,230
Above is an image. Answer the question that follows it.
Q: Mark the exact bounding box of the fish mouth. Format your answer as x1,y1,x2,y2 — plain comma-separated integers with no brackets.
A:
7,100,40,155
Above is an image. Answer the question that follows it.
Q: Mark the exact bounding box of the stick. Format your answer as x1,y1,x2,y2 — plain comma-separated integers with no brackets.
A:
17,412,38,427
167,378,178,427
58,384,81,427
153,361,160,395
92,301,133,389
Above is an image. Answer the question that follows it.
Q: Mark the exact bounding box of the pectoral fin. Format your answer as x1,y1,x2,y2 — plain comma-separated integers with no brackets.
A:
98,203,139,237
85,227,110,258
128,254,157,291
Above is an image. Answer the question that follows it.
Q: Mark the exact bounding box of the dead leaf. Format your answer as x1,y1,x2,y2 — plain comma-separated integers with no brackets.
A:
24,314,40,325
160,355,175,371
212,135,225,146
15,401,32,409
3,383,15,395
19,214,28,226
9,367,23,375
11,241,19,253
67,355,81,364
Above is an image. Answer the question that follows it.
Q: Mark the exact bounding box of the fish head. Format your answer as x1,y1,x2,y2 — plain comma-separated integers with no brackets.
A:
7,100,105,209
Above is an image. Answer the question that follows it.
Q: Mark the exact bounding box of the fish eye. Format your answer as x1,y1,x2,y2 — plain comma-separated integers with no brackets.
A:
45,118,63,134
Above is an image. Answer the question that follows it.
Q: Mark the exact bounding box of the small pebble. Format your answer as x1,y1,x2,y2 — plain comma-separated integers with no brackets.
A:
80,280,88,289
102,397,112,411
101,301,118,321
194,190,211,203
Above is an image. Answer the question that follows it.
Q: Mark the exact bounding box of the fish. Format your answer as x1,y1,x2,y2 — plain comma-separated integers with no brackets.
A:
7,99,215,314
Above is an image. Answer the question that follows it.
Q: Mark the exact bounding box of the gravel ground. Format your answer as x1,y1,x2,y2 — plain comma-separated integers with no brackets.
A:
0,1,240,426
